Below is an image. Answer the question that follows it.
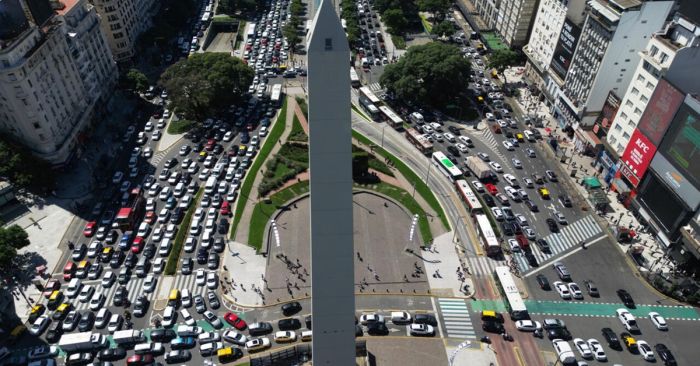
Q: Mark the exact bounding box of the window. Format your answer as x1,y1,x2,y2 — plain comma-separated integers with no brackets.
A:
631,87,639,96
659,52,669,64
609,136,617,145
614,124,622,131
637,74,646,83
627,121,636,128
634,108,642,115
617,143,624,152
623,132,630,139
646,82,654,90
620,112,628,120
625,100,634,107
33,123,41,129
649,45,658,57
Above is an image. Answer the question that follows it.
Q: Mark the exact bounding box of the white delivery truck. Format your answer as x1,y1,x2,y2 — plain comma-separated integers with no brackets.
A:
58,332,108,352
113,330,145,345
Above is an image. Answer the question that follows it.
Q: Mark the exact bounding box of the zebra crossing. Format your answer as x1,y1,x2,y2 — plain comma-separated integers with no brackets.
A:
150,151,166,166
513,215,603,273
72,276,155,311
172,272,214,298
367,82,383,92
469,128,507,162
465,255,505,276
437,298,476,339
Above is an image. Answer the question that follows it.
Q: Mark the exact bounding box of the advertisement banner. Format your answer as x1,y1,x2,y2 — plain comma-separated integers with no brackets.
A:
550,18,581,81
638,79,684,145
620,130,657,187
650,154,700,210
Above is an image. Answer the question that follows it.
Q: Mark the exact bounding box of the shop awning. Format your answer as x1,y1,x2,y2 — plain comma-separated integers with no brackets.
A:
583,176,602,189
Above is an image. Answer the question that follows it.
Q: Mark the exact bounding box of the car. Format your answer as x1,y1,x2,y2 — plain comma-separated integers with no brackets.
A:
224,312,247,330
98,347,127,361
654,343,677,366
536,239,550,253
28,345,59,361
150,328,177,342
29,315,51,336
206,271,218,289
65,352,93,365
246,337,271,352
181,257,193,275
601,327,621,349
553,262,571,281
406,323,434,336
107,313,123,333
360,313,385,325
507,238,521,252
512,158,523,169
553,211,568,225
648,311,668,330
536,274,551,290
573,338,593,359
502,140,514,150
164,350,191,363
45,321,62,343
526,148,536,157
489,162,503,173
477,152,490,161
545,170,558,182
367,322,389,335
62,310,80,331
273,330,297,343
523,227,536,240
546,218,559,233
547,327,572,340
77,311,95,332
638,340,655,361
83,221,97,237
617,289,635,308
583,280,599,297
567,283,583,299
554,281,571,299
586,338,607,361
144,275,157,293
616,308,640,333
195,268,206,286
113,285,128,306
559,195,572,207
198,331,221,344
482,320,505,333
515,320,542,332
133,295,150,318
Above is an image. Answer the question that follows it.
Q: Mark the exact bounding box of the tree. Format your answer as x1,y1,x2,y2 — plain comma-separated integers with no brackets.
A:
159,53,254,120
487,49,520,84
283,23,300,52
380,42,471,108
431,20,455,38
0,225,30,270
382,8,407,34
0,138,54,191
416,0,451,20
123,69,149,92
218,0,235,14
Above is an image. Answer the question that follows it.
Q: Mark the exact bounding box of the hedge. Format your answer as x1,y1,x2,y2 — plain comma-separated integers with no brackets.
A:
164,188,203,275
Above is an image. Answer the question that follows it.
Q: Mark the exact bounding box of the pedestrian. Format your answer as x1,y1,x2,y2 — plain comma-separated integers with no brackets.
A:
403,274,408,282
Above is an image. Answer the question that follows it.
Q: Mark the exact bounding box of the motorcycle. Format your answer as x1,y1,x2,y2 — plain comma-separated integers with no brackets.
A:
480,336,491,344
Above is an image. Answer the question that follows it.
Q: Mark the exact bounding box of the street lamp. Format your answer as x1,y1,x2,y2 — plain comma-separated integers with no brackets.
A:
380,124,389,148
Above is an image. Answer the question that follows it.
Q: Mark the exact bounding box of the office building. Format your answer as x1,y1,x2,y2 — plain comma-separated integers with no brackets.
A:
90,0,156,61
473,0,540,47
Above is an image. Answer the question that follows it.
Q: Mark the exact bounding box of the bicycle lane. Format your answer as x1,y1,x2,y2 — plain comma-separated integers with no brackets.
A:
524,299,700,320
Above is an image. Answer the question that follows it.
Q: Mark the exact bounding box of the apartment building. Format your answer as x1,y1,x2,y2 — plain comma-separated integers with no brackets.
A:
90,0,156,61
473,0,540,47
0,0,118,165
555,0,674,128
606,12,700,155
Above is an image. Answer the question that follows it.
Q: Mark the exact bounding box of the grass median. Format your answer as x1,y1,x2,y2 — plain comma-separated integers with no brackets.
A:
165,188,203,275
352,130,450,231
248,181,309,252
167,119,195,134
230,98,288,240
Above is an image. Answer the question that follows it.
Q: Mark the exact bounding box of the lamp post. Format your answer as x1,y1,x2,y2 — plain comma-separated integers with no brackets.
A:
380,124,389,148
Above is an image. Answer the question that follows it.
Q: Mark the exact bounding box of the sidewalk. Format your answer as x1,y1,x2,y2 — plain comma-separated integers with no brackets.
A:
423,232,475,298
221,241,269,307
157,114,182,152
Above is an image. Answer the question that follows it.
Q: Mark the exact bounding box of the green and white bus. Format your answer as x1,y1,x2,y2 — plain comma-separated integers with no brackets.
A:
432,151,462,181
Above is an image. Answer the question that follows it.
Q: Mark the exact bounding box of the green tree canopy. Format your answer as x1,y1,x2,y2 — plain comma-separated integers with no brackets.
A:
380,42,471,108
382,8,408,34
487,49,520,84
0,138,54,191
0,225,30,270
283,22,301,51
123,69,149,92
159,53,254,120
431,20,455,38
218,0,235,14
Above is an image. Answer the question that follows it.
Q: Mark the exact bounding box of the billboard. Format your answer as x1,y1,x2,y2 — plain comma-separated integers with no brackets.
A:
658,97,700,190
620,130,657,187
650,154,700,210
550,18,581,80
638,79,684,145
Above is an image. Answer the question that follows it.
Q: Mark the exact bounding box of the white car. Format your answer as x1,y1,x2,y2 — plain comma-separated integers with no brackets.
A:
507,238,520,252
143,147,153,158
409,324,435,336
648,312,668,330
78,285,95,303
515,214,528,227
637,340,655,361
616,309,639,332
144,275,157,293
586,338,606,361
246,337,271,352
89,293,106,311
223,330,248,345
196,269,206,286
491,207,504,220
471,181,484,192
523,227,536,240
206,272,218,289
489,162,503,173
512,158,523,169
87,242,102,258
502,140,514,151
514,320,541,332
359,313,385,325
145,198,156,212
523,178,534,188
456,143,469,153
554,281,571,299
101,271,115,288
274,331,297,343
184,237,197,253
107,313,123,333
29,315,50,336
567,283,583,299
181,309,196,326
573,338,593,359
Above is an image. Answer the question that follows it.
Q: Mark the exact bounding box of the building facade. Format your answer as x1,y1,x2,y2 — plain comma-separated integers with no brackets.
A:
473,0,540,47
555,0,674,129
0,0,117,165
606,12,700,155
90,0,156,62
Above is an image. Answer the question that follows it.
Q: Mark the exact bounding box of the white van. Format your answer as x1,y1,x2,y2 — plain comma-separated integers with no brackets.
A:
134,342,163,355
524,129,536,142
409,112,425,124
162,306,177,327
205,176,217,195
552,339,576,364
173,182,185,197
159,239,172,257
390,311,412,324
212,162,226,178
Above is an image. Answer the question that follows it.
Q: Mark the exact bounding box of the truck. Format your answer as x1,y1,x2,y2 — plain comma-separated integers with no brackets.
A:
113,330,145,345
465,156,493,180
58,332,108,353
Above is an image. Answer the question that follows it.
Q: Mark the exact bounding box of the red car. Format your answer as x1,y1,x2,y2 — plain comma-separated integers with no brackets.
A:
131,237,145,254
485,184,499,195
126,354,154,366
220,201,231,216
515,233,529,249
224,312,247,330
144,211,156,224
83,221,97,237
42,279,61,298
205,139,216,151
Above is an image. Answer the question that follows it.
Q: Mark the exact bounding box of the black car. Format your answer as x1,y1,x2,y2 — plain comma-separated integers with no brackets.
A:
446,146,461,157
124,252,137,269
655,343,677,366
170,208,184,224
536,274,550,290
77,311,95,332
118,268,131,285
524,251,538,267
207,291,220,309
448,126,461,135
164,158,178,169
213,237,225,253
218,219,229,235
281,301,302,316
525,199,538,212
72,244,87,261
133,295,149,318
584,280,599,297
413,313,438,326
197,249,208,264
546,218,559,233
150,328,177,342
482,194,495,207
617,289,635,308
248,322,273,336
45,321,63,343
181,258,193,275
143,244,156,259
100,249,113,263
207,253,219,269
482,320,505,333
559,195,572,207
501,222,514,236
602,327,621,350
533,239,550,254
547,327,572,340
278,318,302,331
114,286,128,306
98,347,126,361
367,323,389,336
109,250,125,268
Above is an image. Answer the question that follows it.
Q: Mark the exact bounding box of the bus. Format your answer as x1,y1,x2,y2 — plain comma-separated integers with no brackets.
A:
350,67,360,88
359,97,381,121
405,128,433,155
378,105,404,129
475,214,500,256
359,86,381,105
432,151,463,181
494,266,529,320
454,180,483,214
246,23,256,39
270,84,283,107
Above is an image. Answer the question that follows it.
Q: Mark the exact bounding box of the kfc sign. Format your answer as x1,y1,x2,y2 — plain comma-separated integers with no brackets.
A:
620,130,657,187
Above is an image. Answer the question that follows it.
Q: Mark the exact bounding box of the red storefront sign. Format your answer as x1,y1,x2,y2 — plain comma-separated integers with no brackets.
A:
620,130,656,187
